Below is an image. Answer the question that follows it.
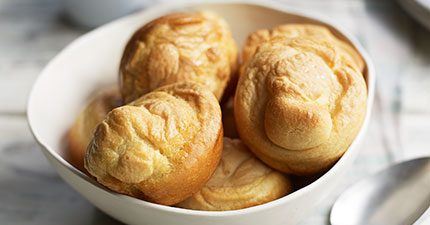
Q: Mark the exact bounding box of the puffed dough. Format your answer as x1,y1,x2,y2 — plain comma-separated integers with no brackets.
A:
177,138,292,211
120,11,238,103
242,24,365,73
235,37,367,175
85,82,223,205
68,87,122,172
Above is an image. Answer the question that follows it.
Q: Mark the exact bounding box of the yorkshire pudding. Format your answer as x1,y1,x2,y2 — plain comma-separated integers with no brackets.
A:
235,37,367,175
85,82,223,205
120,11,238,103
177,138,292,211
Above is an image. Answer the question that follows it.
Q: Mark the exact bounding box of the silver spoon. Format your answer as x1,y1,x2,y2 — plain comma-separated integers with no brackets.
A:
330,157,430,225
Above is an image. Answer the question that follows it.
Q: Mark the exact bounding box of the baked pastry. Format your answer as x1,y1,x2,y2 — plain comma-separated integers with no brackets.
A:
177,138,292,211
68,87,122,172
235,37,367,175
242,24,364,72
120,11,238,103
85,82,223,205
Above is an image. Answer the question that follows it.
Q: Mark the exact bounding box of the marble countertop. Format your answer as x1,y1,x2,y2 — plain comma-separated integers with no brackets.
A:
1,0,429,224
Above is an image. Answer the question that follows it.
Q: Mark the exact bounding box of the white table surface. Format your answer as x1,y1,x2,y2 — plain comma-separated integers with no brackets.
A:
1,0,429,224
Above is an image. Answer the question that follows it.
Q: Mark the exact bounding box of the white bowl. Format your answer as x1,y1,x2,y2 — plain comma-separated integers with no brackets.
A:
27,1,375,225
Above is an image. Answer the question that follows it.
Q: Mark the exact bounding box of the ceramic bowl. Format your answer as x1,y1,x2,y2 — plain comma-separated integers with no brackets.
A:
27,1,375,225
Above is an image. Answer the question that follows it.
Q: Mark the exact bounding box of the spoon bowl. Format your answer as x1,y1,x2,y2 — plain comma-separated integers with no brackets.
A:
331,157,430,225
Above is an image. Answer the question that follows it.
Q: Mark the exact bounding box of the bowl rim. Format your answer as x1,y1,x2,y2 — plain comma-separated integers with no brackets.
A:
27,0,376,217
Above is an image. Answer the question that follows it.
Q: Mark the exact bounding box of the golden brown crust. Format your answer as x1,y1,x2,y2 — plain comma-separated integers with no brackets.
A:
177,138,292,211
242,24,364,73
120,11,238,103
68,87,122,172
85,82,223,205
235,37,367,175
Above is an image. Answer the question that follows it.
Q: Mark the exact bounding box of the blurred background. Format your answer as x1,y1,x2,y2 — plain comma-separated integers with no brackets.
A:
0,0,429,224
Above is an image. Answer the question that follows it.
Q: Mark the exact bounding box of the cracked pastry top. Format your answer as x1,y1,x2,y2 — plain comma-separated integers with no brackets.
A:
120,11,238,103
85,82,223,205
234,37,367,175
177,138,292,211
242,24,365,73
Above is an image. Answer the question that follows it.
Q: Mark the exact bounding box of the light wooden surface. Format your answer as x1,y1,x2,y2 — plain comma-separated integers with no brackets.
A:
1,0,429,224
